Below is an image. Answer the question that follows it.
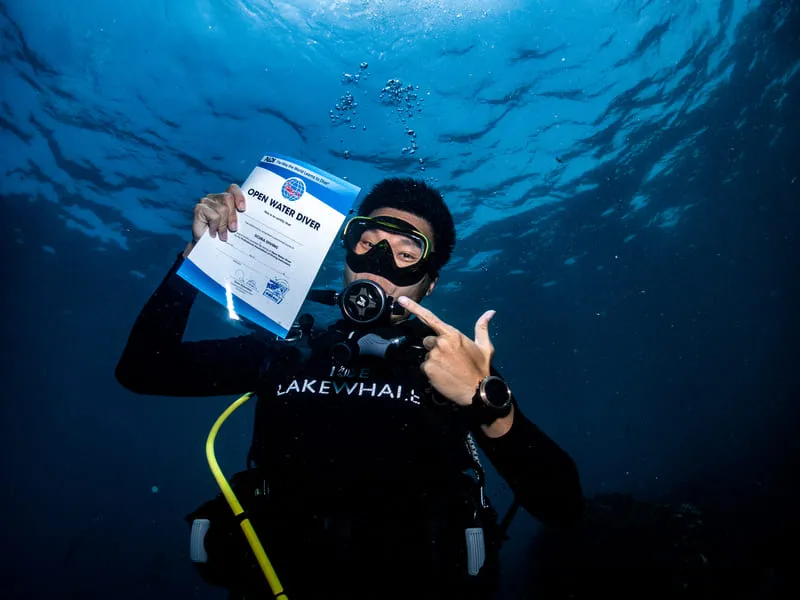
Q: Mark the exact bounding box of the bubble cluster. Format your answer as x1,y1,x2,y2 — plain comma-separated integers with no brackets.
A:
379,79,427,169
341,61,369,85
379,79,425,121
330,66,429,171
330,62,370,137
329,90,359,127
402,128,420,157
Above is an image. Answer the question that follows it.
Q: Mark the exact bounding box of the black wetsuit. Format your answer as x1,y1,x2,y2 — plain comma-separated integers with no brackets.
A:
116,253,584,599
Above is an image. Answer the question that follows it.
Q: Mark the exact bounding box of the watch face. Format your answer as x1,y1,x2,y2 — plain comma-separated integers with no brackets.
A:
483,377,510,408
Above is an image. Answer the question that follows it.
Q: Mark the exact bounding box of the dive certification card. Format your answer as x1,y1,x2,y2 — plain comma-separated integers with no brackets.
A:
177,154,360,338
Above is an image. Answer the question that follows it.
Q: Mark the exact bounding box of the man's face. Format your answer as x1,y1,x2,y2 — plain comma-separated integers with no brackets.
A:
343,207,437,323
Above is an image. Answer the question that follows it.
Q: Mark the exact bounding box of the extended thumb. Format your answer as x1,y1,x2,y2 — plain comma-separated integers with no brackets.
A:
474,310,496,347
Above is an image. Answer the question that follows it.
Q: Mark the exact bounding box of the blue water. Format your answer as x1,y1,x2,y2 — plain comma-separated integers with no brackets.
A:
2,0,798,598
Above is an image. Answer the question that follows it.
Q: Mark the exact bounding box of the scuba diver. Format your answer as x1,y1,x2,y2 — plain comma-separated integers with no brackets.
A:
115,177,584,599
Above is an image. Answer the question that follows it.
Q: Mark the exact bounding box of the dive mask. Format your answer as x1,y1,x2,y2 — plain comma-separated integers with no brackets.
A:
342,216,434,286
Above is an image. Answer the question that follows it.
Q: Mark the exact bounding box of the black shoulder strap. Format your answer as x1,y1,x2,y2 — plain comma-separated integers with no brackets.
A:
246,316,320,471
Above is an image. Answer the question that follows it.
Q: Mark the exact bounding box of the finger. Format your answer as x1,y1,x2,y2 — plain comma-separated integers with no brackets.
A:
474,310,496,351
203,193,225,205
195,203,221,240
396,296,452,335
225,197,238,233
421,357,432,377
221,190,241,232
192,203,206,241
207,192,239,234
228,183,247,212
192,203,212,240
422,336,438,350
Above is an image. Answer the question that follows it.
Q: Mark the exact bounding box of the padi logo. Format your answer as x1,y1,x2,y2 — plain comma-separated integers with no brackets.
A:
281,177,305,201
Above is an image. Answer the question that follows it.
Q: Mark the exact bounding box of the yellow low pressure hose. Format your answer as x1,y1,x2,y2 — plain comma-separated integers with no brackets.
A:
205,391,288,599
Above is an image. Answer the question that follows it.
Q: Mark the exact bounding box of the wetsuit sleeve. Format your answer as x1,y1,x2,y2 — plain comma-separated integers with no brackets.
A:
115,252,269,397
474,374,584,527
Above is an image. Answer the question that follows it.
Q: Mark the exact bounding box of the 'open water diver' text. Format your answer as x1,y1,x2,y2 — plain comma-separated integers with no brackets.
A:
247,187,322,230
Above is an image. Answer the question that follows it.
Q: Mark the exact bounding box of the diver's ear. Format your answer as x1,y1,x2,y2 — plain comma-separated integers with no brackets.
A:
425,275,438,297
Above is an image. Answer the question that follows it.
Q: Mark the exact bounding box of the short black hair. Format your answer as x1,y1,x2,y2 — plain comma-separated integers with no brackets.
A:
356,177,456,276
